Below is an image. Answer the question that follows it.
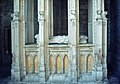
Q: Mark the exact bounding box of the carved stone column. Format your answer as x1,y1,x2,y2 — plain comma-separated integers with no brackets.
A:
100,0,108,80
95,0,103,81
11,12,21,81
38,0,46,82
102,11,108,80
11,0,21,81
68,0,78,82
11,0,26,81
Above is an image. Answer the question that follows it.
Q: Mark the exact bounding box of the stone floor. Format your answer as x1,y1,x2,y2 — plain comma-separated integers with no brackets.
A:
0,64,11,84
0,77,119,84
0,76,119,84
0,54,12,84
0,77,11,84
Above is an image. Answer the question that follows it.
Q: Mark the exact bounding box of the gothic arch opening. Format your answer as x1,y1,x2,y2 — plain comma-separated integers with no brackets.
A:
79,54,85,73
34,55,38,73
49,55,54,73
63,55,68,73
87,54,93,73
26,55,33,74
56,55,61,73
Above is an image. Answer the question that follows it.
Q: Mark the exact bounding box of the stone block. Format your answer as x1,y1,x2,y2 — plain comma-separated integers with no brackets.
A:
97,71,103,81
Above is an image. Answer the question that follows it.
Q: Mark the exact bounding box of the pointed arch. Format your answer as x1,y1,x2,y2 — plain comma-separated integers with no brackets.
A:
49,55,54,73
26,55,33,73
87,54,93,73
34,55,38,73
79,54,85,73
63,55,68,73
56,55,61,73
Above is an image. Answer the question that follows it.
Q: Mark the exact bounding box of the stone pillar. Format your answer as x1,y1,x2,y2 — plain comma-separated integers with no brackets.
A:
95,0,103,81
96,0,103,55
102,12,108,80
101,0,108,80
11,0,26,81
20,0,26,79
38,0,46,82
11,0,20,81
68,0,78,82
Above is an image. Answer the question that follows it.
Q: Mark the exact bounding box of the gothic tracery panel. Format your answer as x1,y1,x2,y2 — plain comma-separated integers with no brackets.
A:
25,50,38,74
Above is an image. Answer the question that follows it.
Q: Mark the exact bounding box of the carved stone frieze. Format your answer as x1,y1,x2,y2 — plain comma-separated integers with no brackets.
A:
48,50,69,74
25,50,38,74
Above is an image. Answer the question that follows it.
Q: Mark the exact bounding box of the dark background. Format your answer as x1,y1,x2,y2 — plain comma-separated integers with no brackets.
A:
0,0,120,83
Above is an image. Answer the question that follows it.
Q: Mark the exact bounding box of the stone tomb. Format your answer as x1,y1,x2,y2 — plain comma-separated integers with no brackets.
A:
11,0,108,83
